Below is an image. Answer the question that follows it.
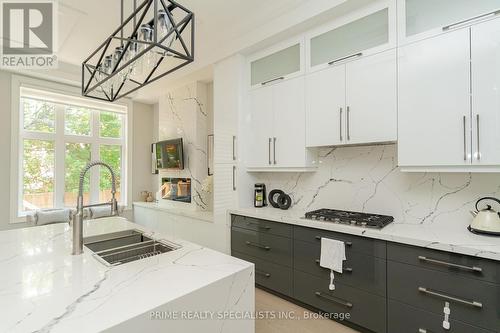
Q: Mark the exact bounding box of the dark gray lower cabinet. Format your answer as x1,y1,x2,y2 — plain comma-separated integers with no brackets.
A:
388,300,494,333
231,214,292,238
231,226,292,267
387,242,500,284
232,251,292,296
294,239,387,296
294,225,386,258
294,270,387,333
388,259,500,332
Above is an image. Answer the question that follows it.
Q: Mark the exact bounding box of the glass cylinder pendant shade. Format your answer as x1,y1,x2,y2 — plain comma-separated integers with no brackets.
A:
138,24,157,71
102,55,114,92
103,55,113,74
126,41,142,76
139,24,153,43
158,9,175,48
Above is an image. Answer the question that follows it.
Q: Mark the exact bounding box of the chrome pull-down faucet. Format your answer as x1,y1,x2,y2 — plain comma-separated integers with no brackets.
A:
72,161,119,255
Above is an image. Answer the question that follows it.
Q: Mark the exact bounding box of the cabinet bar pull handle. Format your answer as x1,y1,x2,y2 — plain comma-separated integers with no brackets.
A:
417,256,482,273
418,287,483,308
273,137,277,165
256,270,271,278
315,292,353,308
268,138,272,165
463,116,467,161
315,236,352,246
246,222,271,230
339,107,343,141
232,166,236,191
315,259,353,272
328,52,363,65
443,9,500,31
476,114,481,161
245,241,271,251
232,136,236,161
347,106,351,141
261,76,285,86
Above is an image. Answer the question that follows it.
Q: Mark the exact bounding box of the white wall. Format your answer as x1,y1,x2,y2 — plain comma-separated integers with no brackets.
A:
130,102,155,203
0,71,13,230
0,70,155,230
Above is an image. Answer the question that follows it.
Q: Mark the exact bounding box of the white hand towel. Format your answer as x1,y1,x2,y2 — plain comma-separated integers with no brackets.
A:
320,238,346,291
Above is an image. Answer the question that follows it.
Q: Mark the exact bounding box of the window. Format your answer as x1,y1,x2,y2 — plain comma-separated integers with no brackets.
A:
17,87,128,216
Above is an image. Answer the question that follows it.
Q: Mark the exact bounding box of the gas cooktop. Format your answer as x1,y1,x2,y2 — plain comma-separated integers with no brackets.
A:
304,209,394,229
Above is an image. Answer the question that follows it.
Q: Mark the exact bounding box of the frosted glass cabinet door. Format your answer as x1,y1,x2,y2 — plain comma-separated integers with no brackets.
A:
345,49,397,145
404,0,500,38
250,44,301,86
305,65,346,147
398,29,471,167
247,86,274,168
310,8,389,68
472,18,500,166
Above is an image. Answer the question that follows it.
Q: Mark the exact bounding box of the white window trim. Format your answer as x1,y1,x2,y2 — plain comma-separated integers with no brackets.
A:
10,75,134,223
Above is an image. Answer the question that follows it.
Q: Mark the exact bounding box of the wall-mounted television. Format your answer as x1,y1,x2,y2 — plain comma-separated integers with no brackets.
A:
155,138,184,170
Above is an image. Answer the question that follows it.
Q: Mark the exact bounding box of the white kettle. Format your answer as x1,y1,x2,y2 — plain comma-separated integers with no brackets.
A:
469,197,500,235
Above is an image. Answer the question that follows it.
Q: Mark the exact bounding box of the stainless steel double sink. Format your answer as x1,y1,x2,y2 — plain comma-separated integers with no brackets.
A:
84,229,180,266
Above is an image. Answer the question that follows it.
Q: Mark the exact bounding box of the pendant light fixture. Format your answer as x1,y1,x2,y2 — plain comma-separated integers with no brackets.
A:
82,0,194,102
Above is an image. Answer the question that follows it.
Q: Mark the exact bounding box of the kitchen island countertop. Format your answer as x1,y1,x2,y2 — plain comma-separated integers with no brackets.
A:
0,217,254,333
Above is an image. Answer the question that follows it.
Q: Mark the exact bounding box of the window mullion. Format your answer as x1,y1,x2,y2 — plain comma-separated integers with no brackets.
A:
55,104,65,208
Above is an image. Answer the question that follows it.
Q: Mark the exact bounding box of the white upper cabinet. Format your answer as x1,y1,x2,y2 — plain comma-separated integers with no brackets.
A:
273,78,310,168
307,1,395,72
306,49,397,147
249,39,303,89
471,18,500,166
345,49,397,145
246,76,317,171
398,29,472,169
399,16,500,172
247,86,274,168
399,0,500,45
305,65,346,147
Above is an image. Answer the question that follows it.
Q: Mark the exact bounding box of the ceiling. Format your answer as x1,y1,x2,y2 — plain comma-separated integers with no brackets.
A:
51,0,365,103
57,0,305,65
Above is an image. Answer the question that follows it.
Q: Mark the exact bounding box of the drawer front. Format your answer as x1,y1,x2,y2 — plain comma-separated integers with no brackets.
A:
232,251,292,296
293,225,386,258
389,300,493,333
231,226,292,267
294,270,386,333
388,242,500,285
294,239,386,296
388,261,500,332
231,214,292,238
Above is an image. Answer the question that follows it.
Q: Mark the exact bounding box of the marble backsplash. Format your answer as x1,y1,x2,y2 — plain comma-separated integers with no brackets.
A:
156,82,212,211
253,144,500,225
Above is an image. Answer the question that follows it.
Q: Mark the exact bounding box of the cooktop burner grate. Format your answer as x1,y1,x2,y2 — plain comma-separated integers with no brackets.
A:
304,209,394,229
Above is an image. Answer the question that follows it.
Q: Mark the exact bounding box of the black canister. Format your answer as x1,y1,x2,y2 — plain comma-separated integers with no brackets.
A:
254,183,267,207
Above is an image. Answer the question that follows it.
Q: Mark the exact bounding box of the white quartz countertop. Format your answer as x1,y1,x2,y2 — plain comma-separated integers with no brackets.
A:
0,217,252,333
229,207,500,262
133,202,214,222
